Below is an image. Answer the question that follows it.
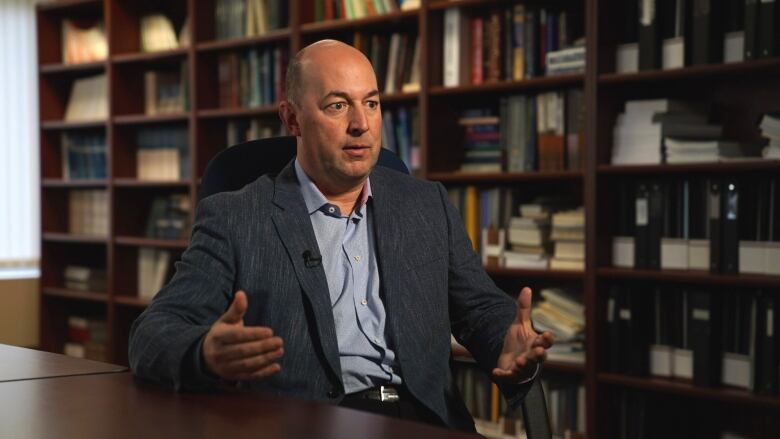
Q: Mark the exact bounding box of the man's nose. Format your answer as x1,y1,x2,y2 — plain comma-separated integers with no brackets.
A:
347,105,369,136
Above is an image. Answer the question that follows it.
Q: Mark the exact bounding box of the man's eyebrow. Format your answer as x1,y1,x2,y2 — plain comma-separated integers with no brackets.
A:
319,89,380,104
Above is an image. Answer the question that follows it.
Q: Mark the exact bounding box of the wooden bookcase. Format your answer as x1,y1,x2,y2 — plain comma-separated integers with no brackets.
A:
36,0,780,437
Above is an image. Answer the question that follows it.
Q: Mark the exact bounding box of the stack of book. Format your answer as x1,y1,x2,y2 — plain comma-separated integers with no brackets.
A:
64,74,108,121
353,32,420,94
61,133,106,180
503,203,551,269
144,62,188,115
612,99,723,165
442,5,584,87
458,109,502,173
313,0,418,22
63,265,107,293
64,316,108,361
215,0,288,40
226,119,284,147
759,113,780,160
136,126,189,181
68,190,108,237
217,46,287,108
145,194,191,240
140,14,188,52
550,207,585,270
138,248,173,300
532,288,585,364
61,19,107,64
381,106,419,172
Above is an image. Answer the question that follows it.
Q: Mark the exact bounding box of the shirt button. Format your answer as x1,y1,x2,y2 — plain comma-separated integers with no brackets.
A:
361,299,367,306
373,337,380,344
354,255,361,262
327,207,336,213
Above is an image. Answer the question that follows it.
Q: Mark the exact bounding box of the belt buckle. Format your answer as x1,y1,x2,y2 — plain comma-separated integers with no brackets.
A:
379,385,399,402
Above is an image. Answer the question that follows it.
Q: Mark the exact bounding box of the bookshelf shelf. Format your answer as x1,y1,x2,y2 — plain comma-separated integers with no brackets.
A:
429,75,584,96
597,160,780,175
114,295,152,308
41,120,106,131
485,266,585,280
42,179,108,188
380,92,418,103
597,267,780,288
39,61,105,75
197,106,278,119
598,57,780,85
428,171,583,183
113,113,190,125
114,236,189,249
42,233,108,244
428,0,507,11
111,48,189,65
196,29,292,52
37,0,101,12
42,287,107,303
300,10,419,34
112,179,191,188
598,373,780,410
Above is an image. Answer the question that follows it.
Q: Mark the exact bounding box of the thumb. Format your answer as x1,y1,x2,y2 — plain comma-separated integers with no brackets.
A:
515,287,532,324
220,290,248,324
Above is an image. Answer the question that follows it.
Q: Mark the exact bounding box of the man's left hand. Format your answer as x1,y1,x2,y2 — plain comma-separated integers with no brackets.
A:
492,287,554,384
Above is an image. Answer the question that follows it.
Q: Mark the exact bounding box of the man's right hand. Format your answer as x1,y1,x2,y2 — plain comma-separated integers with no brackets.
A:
202,290,284,381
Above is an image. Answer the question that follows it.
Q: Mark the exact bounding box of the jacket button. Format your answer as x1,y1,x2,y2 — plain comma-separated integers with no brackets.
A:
327,389,339,398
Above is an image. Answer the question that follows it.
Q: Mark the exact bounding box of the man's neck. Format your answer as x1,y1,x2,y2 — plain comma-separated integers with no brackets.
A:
316,180,365,215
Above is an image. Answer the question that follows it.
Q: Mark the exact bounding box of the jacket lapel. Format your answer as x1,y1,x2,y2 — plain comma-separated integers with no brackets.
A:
368,167,405,360
270,162,342,382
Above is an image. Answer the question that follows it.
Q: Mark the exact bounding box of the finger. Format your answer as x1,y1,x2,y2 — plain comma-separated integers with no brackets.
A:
239,363,282,381
532,332,554,349
220,290,248,324
214,337,284,363
223,347,284,375
213,325,274,345
514,287,533,324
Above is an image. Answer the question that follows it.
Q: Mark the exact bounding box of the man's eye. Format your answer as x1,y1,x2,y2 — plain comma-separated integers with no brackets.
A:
366,100,379,109
328,102,347,111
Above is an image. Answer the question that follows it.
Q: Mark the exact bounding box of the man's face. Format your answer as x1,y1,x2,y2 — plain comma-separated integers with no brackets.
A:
292,46,382,192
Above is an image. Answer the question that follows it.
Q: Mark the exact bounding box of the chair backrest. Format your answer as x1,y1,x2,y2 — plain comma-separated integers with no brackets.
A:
198,136,409,202
198,136,550,437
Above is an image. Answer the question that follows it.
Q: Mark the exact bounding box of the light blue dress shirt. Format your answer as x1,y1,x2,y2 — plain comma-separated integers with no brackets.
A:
294,160,402,393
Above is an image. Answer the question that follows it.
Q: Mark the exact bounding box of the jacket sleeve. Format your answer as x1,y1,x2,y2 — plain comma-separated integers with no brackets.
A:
436,182,535,407
128,193,237,390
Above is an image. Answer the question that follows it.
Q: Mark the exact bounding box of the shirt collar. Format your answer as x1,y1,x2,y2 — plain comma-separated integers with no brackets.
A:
294,159,372,217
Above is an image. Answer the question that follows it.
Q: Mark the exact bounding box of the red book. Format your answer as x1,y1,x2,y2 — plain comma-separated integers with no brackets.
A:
470,17,484,85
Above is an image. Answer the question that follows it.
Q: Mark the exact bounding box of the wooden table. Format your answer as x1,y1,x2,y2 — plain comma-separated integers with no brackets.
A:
0,372,481,439
0,344,126,382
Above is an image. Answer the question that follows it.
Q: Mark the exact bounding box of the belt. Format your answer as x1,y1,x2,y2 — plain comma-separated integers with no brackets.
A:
350,385,401,402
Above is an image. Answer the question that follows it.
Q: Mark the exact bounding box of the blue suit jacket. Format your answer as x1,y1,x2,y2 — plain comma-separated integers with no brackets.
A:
129,161,529,431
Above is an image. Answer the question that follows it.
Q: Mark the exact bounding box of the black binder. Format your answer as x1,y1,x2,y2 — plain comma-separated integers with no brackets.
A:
754,290,778,395
647,181,664,269
759,0,780,57
638,0,663,70
606,285,623,372
722,179,739,274
635,182,650,268
708,179,722,272
688,289,722,387
624,286,652,376
692,0,724,64
745,0,759,60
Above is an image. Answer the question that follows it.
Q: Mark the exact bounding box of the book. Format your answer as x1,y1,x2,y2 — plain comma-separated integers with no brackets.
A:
61,19,107,64
64,74,108,122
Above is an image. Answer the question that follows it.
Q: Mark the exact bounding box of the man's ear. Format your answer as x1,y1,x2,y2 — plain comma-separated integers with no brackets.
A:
279,101,301,137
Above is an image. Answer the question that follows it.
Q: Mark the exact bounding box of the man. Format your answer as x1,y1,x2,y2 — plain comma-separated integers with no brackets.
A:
129,40,553,432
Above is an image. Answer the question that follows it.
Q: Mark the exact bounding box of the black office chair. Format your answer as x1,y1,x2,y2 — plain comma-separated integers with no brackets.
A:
198,136,552,438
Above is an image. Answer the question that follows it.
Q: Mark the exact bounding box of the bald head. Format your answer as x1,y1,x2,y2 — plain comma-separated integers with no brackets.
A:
284,40,375,106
